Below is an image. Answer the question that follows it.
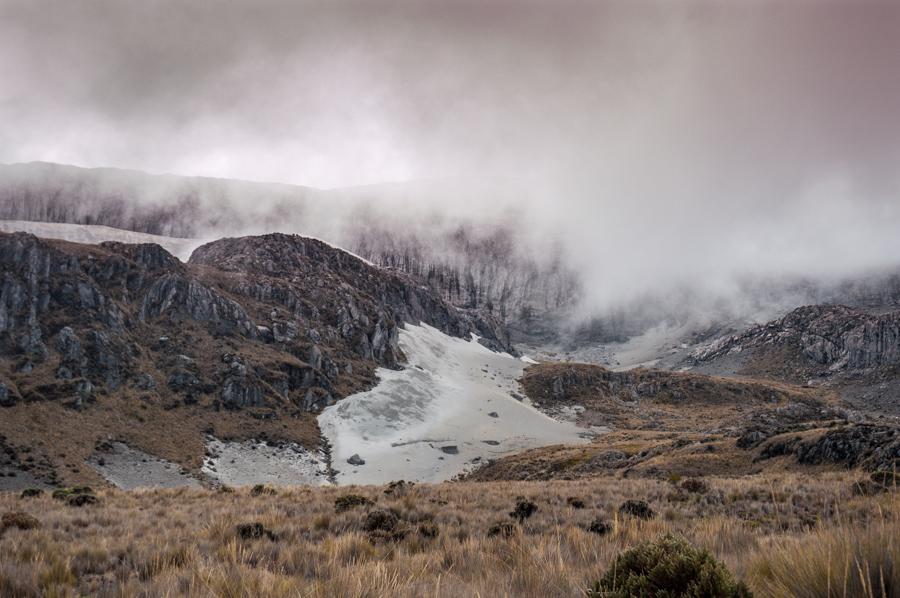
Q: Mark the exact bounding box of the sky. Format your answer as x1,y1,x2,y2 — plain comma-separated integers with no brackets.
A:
2,0,900,316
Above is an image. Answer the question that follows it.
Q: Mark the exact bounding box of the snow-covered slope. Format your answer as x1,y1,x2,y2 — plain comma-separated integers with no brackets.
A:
318,323,591,485
0,220,203,261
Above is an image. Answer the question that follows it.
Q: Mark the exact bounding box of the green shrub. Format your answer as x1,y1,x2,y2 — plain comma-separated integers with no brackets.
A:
587,533,751,598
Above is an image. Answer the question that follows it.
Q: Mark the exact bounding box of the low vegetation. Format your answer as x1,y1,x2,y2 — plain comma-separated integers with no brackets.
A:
0,472,896,597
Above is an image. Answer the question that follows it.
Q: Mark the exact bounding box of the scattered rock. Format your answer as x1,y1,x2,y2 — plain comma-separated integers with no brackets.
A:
347,454,366,466
487,411,499,418
440,445,459,455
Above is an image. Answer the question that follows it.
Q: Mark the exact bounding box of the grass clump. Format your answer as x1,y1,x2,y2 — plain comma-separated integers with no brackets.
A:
487,521,517,538
680,479,709,494
250,484,276,496
334,493,374,513
51,486,97,507
588,533,752,597
567,496,586,509
509,497,538,522
236,522,276,541
20,488,44,498
1,511,40,533
619,499,655,519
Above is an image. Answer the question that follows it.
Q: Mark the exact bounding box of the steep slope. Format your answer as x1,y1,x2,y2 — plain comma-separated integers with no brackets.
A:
0,231,510,488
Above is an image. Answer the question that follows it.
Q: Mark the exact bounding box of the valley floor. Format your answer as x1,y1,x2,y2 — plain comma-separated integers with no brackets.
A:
1,472,897,597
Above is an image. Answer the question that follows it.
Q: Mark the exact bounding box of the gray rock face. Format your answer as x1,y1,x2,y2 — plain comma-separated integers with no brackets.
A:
140,274,257,338
219,355,264,409
692,305,900,372
759,424,900,473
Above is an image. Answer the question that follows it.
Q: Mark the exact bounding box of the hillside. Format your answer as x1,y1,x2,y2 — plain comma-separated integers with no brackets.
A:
465,362,900,482
0,232,509,488
689,304,900,415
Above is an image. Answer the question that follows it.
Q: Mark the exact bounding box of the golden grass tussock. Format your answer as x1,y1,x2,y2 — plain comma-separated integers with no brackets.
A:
0,472,897,597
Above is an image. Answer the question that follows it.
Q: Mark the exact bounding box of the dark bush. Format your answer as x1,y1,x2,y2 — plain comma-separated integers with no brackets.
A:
250,484,276,496
1,511,40,532
418,522,440,538
335,494,374,513
587,533,752,597
363,509,400,533
567,496,586,509
680,479,709,494
52,486,94,501
851,479,887,496
586,518,612,536
20,488,43,498
384,480,415,496
619,499,654,520
487,521,517,538
67,494,98,507
509,498,538,522
870,471,899,487
363,509,407,542
236,522,276,541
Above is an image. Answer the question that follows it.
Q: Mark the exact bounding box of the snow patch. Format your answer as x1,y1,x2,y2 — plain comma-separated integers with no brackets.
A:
0,220,205,261
319,323,590,485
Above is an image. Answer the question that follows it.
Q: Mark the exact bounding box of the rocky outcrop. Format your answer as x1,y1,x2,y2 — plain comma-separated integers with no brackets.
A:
140,274,257,338
523,362,792,406
0,232,513,420
757,424,900,472
189,233,512,355
692,305,900,372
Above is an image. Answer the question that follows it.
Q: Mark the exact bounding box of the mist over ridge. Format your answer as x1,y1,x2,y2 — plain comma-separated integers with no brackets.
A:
2,1,900,331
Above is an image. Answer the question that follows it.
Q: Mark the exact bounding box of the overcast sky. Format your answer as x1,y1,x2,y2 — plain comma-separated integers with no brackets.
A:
2,0,900,313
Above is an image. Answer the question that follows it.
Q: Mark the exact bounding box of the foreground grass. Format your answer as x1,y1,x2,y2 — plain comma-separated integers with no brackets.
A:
0,472,896,597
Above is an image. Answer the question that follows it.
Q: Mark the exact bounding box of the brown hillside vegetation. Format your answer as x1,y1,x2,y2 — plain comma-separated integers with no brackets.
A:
467,363,899,482
1,473,898,597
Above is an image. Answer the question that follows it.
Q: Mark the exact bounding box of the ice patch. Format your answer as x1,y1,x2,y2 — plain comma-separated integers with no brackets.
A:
319,323,590,485
201,437,328,487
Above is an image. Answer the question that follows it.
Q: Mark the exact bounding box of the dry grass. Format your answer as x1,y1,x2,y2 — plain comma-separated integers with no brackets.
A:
1,472,896,597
